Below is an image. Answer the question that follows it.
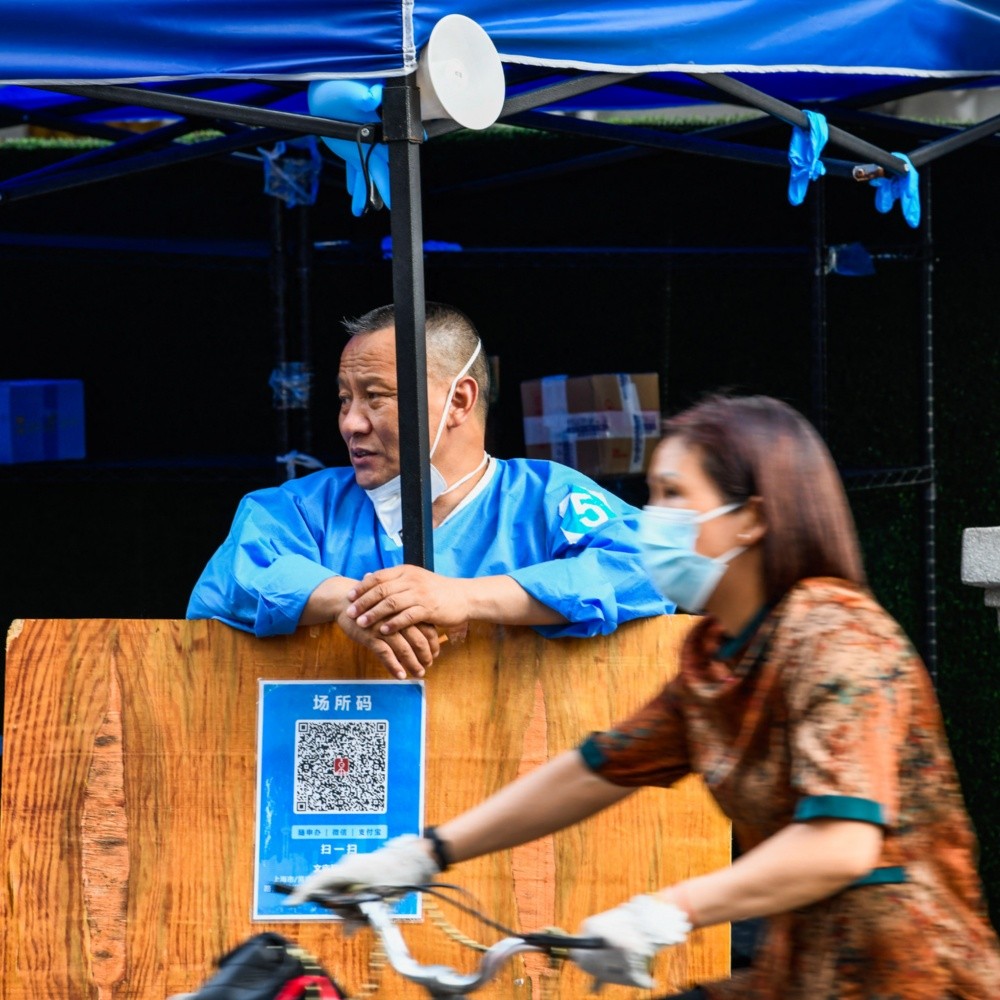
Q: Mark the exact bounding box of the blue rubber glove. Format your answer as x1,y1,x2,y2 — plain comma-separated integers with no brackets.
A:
307,80,390,216
787,110,828,206
870,152,920,228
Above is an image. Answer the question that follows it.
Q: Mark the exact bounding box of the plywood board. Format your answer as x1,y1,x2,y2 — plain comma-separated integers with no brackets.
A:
1,616,730,999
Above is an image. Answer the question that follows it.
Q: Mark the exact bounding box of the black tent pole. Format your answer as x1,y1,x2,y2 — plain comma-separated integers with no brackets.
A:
383,74,434,571
295,201,314,457
809,178,829,439
921,167,938,679
269,196,290,477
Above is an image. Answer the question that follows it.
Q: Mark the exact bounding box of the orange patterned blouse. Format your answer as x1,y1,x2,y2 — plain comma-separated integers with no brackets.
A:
580,578,1000,999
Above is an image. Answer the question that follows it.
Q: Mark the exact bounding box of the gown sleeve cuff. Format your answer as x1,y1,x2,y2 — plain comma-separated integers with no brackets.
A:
577,736,608,771
793,794,887,826
253,555,340,636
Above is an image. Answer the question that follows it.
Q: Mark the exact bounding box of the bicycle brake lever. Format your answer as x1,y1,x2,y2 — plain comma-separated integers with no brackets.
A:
269,882,383,908
520,933,607,950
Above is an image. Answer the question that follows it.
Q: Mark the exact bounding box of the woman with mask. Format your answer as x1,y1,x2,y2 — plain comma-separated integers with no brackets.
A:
289,394,1000,999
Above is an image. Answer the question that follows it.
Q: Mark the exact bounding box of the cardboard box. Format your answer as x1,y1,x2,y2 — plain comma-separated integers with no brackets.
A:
0,379,85,464
520,372,660,478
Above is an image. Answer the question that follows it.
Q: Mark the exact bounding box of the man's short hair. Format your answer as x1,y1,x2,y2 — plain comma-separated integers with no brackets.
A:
343,302,490,423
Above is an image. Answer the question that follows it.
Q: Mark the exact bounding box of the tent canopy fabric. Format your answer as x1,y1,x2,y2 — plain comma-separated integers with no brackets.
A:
2,1,1000,98
3,0,1000,189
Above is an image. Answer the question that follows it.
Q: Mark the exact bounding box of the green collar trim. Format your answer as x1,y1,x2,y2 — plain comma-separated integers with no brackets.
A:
717,603,772,661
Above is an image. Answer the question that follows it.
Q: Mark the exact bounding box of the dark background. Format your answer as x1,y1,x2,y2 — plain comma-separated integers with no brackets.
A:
1,122,998,923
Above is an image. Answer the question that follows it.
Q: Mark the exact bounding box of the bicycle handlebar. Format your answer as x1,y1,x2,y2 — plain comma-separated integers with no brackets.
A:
272,883,605,998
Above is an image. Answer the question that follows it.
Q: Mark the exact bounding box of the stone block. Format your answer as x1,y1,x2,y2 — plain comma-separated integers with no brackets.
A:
961,527,1000,587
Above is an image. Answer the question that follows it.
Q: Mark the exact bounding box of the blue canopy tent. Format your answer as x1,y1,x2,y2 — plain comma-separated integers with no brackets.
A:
3,0,1000,667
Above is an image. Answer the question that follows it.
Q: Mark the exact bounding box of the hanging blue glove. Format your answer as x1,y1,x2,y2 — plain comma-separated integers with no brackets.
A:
307,80,390,216
870,152,920,228
787,110,828,206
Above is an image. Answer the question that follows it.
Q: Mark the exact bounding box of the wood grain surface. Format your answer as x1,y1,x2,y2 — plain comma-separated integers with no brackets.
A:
1,616,730,1000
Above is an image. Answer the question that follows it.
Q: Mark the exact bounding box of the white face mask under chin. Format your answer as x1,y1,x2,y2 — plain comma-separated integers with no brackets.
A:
365,339,487,543
363,465,442,544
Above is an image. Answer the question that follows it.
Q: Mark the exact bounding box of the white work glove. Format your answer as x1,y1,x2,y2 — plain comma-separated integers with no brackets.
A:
285,834,439,906
570,894,691,990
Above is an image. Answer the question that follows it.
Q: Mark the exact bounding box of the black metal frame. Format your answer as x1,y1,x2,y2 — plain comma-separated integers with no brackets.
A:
9,68,998,206
3,67,997,665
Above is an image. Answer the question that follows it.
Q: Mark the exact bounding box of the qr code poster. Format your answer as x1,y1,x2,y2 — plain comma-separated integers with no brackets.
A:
253,679,425,921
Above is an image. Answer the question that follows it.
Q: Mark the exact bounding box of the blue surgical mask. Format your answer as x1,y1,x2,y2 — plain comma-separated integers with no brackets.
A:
638,502,746,613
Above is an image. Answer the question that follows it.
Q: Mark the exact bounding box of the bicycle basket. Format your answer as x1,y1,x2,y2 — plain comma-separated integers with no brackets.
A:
179,931,344,1000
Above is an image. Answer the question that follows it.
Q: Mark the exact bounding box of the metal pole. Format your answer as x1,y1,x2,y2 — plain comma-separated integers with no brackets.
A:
40,84,373,142
921,167,938,678
907,110,1000,167
425,71,636,137
505,109,860,179
693,73,911,177
809,179,829,438
0,126,292,205
269,197,290,475
295,202,314,455
383,74,433,570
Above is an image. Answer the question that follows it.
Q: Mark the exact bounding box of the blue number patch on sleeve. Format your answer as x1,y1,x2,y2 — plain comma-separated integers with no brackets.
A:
557,487,616,544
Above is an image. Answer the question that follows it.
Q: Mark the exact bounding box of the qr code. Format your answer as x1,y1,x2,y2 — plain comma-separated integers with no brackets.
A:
294,719,389,814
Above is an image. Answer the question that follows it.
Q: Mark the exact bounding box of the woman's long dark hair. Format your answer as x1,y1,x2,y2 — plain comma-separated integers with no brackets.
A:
662,394,865,603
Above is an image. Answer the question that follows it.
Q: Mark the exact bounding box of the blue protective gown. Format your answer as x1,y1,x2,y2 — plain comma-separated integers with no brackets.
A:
186,457,670,637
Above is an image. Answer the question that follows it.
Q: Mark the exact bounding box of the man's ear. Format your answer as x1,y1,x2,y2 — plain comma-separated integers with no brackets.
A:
447,375,479,427
735,496,767,545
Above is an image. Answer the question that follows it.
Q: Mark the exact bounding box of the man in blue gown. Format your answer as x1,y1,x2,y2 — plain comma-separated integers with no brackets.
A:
187,302,669,677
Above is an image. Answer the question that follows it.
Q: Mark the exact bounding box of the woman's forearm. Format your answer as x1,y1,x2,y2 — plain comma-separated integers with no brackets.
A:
435,750,634,863
657,818,884,927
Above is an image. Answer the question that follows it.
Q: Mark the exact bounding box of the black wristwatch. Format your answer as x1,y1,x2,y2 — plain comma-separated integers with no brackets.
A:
423,826,453,872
